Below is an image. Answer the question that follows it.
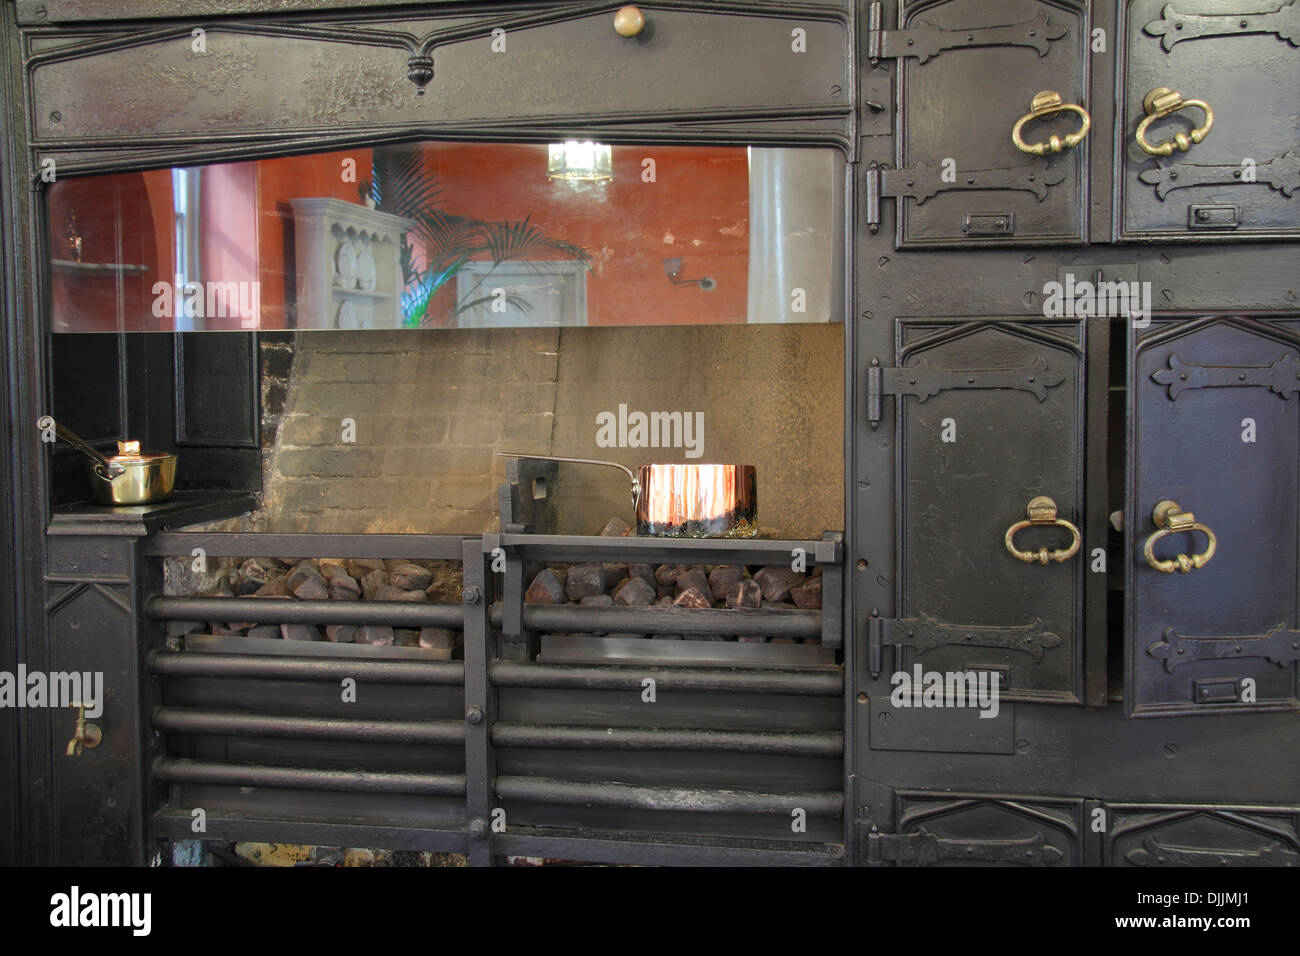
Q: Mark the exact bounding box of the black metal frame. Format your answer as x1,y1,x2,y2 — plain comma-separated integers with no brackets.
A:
137,529,846,866
3,0,1299,868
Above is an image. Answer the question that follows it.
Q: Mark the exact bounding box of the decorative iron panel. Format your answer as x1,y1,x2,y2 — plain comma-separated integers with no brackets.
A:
1118,0,1300,240
1127,313,1300,715
894,317,1088,703
892,0,1089,246
1103,801,1300,866
865,789,1084,865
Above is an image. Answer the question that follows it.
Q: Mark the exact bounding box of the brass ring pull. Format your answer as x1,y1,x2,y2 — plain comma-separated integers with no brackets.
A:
1136,87,1214,156
1143,499,1217,574
1005,496,1082,565
1011,91,1092,155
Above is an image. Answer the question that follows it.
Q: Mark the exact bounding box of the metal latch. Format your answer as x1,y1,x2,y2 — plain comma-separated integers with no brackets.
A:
866,2,1069,65
866,826,1064,866
867,611,1063,678
865,354,1065,429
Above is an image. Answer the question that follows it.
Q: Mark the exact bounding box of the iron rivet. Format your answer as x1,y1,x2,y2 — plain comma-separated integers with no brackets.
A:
466,706,483,724
469,819,487,840
462,586,481,605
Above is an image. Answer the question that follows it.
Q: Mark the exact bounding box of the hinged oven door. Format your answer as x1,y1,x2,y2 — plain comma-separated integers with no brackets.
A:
1118,0,1300,241
1127,313,1300,716
876,0,1091,247
878,316,1104,705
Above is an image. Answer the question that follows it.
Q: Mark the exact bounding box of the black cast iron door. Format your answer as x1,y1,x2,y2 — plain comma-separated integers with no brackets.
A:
880,317,1090,703
875,0,1090,246
1127,313,1300,716
1119,0,1300,240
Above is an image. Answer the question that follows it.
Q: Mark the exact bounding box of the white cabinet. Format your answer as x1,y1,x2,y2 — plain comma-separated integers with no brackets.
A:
289,198,412,330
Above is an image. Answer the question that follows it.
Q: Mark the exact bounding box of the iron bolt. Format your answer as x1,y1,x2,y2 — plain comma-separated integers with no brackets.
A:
469,819,488,840
466,706,484,724
462,586,481,604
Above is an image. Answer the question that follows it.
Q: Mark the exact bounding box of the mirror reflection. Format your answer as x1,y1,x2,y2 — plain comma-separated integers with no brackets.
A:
47,141,842,332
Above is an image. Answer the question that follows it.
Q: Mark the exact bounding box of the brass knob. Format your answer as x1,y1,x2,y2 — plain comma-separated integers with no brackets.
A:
1143,499,1217,573
1136,87,1214,156
614,6,645,38
1005,496,1082,565
1012,91,1091,155
66,701,102,756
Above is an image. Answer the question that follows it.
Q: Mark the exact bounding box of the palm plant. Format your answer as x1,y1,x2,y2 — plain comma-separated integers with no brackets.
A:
361,144,590,326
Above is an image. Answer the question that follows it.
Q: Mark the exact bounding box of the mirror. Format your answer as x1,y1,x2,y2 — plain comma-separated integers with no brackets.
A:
46,141,843,332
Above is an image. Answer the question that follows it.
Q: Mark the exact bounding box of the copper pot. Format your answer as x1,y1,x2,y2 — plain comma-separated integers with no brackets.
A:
501,453,757,538
55,423,177,505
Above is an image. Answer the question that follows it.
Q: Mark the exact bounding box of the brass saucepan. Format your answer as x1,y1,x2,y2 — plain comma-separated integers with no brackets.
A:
54,422,177,505
500,453,757,538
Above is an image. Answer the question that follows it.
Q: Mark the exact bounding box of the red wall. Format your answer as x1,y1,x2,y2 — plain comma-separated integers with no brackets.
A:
48,169,171,332
417,143,749,326
49,142,748,332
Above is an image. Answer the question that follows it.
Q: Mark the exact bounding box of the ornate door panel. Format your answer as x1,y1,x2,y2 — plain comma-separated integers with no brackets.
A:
1119,0,1300,240
871,317,1102,704
874,0,1090,246
1104,802,1300,865
1127,313,1300,715
864,789,1084,865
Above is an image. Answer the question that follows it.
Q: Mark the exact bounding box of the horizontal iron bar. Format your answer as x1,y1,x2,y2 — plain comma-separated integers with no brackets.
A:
495,776,842,815
145,531,472,559
494,828,844,867
490,533,840,565
152,757,466,796
151,809,468,854
514,604,820,638
153,707,465,745
148,596,465,628
148,650,464,685
490,662,841,695
492,723,842,757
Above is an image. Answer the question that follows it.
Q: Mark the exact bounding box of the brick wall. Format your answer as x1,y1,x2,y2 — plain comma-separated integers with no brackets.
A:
258,324,843,538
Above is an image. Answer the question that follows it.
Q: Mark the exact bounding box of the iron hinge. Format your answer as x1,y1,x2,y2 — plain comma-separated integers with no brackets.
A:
866,1,1069,66
864,162,1065,234
865,826,1064,866
867,612,1063,678
865,355,1065,429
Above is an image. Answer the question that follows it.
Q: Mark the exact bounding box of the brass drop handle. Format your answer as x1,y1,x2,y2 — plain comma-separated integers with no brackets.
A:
1005,496,1082,565
66,701,102,757
1144,499,1217,574
1011,91,1091,155
1136,87,1214,156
